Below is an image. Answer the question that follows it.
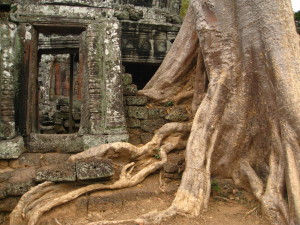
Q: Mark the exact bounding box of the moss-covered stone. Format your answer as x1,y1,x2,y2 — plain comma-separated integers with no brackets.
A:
126,96,148,106
124,84,138,96
123,73,133,85
165,107,189,122
148,107,167,119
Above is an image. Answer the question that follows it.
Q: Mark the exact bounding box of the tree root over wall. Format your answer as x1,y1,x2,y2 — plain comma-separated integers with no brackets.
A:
10,123,192,225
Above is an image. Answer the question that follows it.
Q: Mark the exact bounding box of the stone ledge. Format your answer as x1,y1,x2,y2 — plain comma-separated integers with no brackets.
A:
26,134,84,153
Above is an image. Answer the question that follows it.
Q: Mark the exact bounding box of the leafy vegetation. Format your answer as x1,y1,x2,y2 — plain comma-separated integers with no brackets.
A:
295,10,300,22
180,0,190,18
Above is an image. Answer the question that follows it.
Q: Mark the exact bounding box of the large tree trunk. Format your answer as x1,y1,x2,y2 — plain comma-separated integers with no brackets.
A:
10,0,300,224
143,0,300,224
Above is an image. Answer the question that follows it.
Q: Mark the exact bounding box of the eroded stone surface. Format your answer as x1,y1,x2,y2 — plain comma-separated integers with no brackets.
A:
165,107,190,122
35,163,76,182
126,96,148,106
7,167,36,196
0,136,24,159
76,158,114,181
9,153,42,168
127,106,148,119
26,134,84,153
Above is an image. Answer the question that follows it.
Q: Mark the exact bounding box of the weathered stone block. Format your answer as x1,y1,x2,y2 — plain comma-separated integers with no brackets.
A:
83,135,106,150
52,112,69,120
126,118,141,128
0,161,9,169
40,153,71,167
9,153,42,169
35,163,76,183
128,107,148,119
128,129,142,146
126,96,148,106
27,134,84,153
7,168,36,196
105,134,129,143
165,107,189,122
60,106,69,113
0,136,24,159
128,8,143,21
163,162,179,173
115,10,130,20
124,84,138,96
0,197,20,212
0,169,13,183
0,185,7,199
148,107,167,119
123,73,133,85
76,158,114,181
141,119,166,133
73,112,81,120
141,133,153,144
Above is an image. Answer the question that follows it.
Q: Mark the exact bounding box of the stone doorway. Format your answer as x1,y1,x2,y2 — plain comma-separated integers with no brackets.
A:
18,24,86,136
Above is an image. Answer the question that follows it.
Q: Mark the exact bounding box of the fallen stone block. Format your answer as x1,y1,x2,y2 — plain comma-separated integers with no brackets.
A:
35,163,76,182
76,158,114,181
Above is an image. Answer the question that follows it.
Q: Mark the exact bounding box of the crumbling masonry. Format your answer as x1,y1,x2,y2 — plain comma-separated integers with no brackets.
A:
0,0,189,215
0,0,182,156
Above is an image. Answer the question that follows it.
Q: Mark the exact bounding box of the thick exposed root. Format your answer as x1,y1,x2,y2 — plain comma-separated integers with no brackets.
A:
9,122,191,225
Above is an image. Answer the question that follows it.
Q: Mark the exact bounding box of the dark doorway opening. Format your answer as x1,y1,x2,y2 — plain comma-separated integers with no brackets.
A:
37,50,81,134
123,63,160,90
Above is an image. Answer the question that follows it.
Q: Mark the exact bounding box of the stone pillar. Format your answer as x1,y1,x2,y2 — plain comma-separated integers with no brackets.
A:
0,21,17,140
0,18,24,159
83,18,128,148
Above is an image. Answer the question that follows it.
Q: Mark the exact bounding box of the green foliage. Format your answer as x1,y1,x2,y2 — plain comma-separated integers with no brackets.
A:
180,0,190,18
164,101,174,107
295,11,300,22
211,179,220,192
153,149,161,159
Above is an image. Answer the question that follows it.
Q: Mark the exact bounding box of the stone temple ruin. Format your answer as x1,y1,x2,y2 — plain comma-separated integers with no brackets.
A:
0,0,191,217
0,0,182,155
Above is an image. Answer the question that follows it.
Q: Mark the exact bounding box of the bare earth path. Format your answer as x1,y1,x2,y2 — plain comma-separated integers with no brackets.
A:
33,174,270,225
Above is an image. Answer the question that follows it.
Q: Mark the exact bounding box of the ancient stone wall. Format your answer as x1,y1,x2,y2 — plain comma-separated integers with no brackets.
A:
122,73,192,145
0,0,182,157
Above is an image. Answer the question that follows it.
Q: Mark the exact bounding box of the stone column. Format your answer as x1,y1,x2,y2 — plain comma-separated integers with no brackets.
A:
0,18,24,158
0,21,17,140
83,18,128,148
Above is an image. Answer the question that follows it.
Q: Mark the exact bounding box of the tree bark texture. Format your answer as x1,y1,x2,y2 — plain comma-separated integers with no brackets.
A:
142,0,300,224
